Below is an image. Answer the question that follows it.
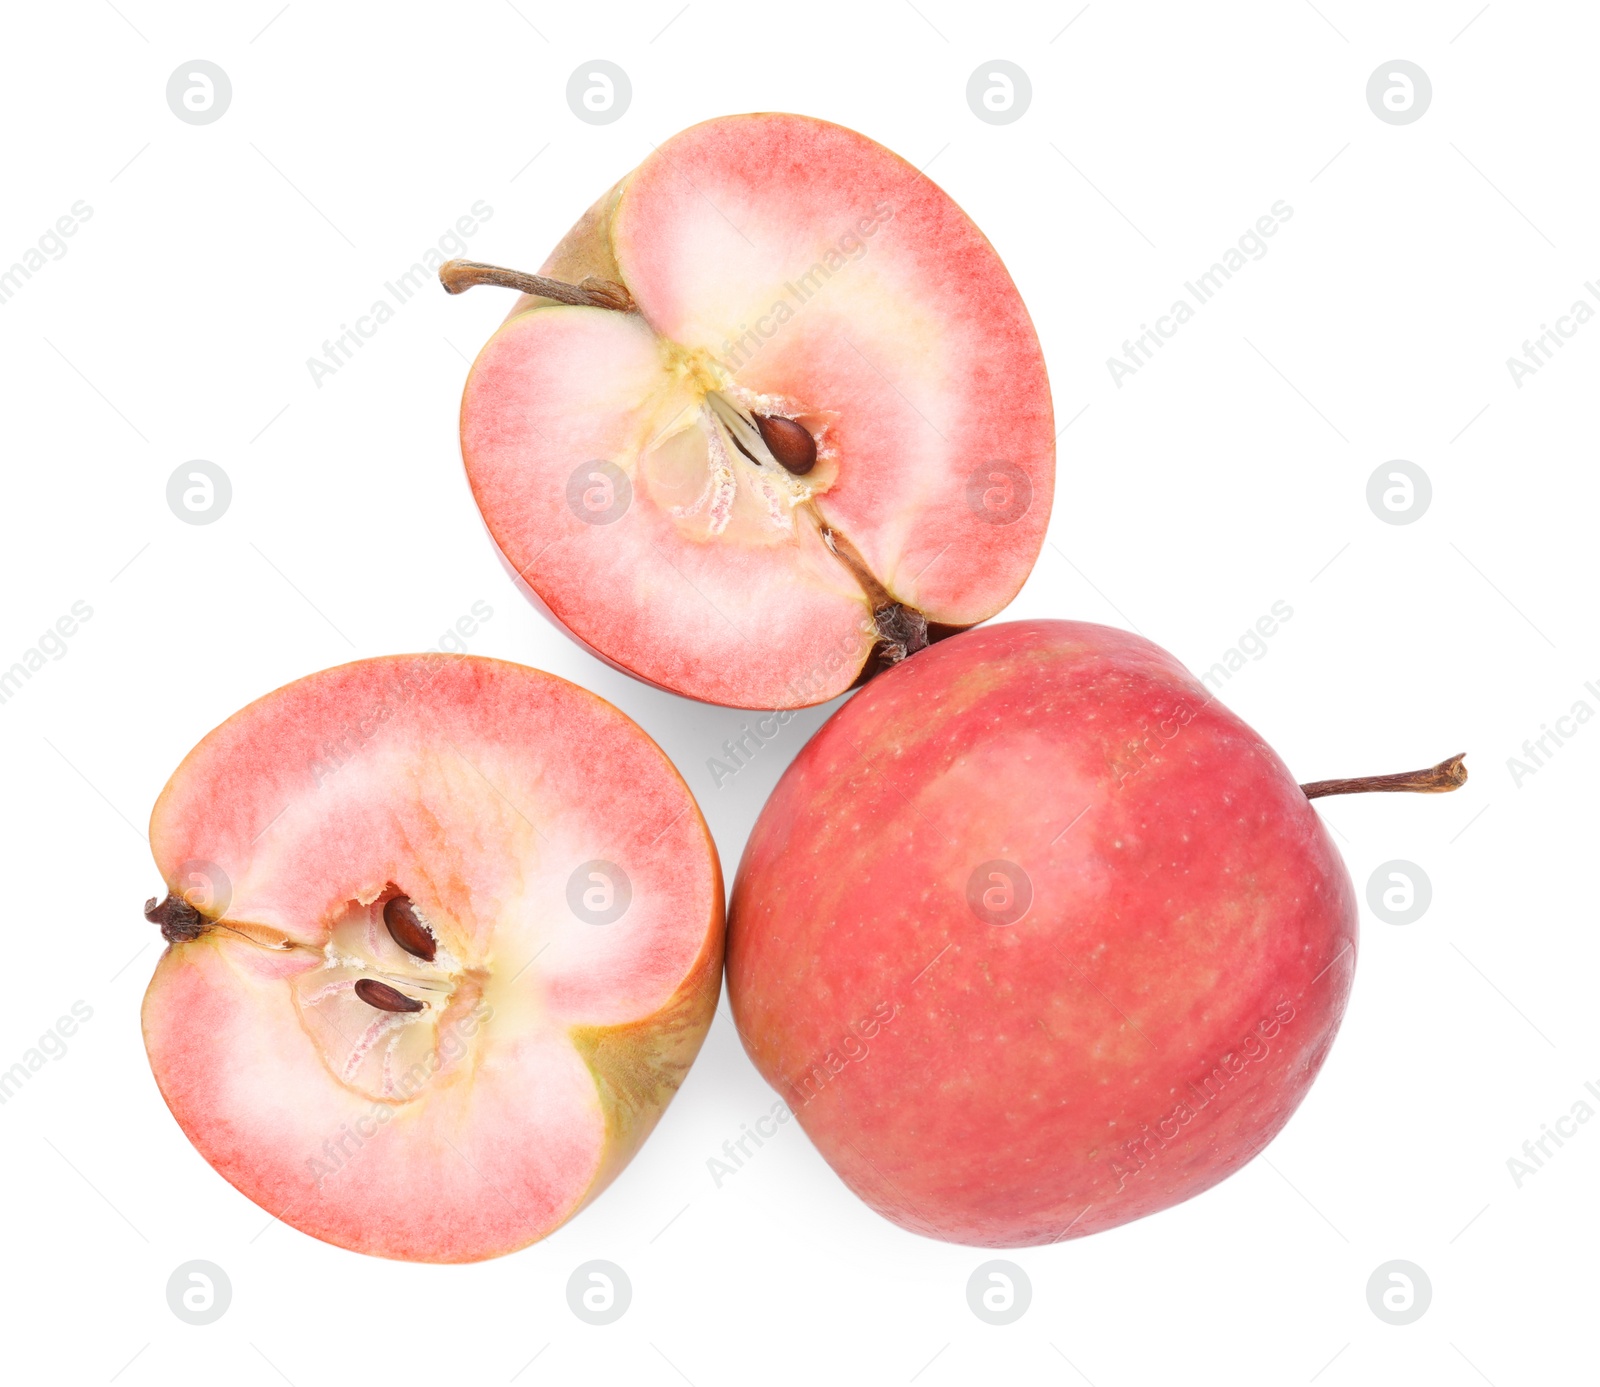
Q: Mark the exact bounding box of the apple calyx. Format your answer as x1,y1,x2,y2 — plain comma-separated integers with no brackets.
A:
144,892,206,943
1300,752,1468,800
438,257,635,313
811,514,930,665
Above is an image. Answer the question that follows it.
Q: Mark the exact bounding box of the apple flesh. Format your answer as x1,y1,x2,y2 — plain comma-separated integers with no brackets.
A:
140,656,722,1263
449,113,1054,709
726,620,1461,1245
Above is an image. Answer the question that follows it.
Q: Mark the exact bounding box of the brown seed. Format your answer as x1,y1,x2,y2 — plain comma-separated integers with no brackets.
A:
354,978,426,1013
754,414,817,475
383,895,436,961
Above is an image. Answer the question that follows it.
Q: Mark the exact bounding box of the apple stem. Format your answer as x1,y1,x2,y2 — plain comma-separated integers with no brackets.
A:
1300,753,1467,800
437,258,635,312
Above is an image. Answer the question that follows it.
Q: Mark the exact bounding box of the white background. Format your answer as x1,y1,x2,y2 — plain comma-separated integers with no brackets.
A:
1,2,1595,1383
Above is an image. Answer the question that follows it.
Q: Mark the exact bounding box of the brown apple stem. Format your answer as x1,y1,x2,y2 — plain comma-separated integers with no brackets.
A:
1300,753,1467,800
437,258,635,312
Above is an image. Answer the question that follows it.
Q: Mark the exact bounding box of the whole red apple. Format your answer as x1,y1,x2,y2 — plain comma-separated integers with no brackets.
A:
726,620,1463,1245
443,113,1054,708
139,656,722,1262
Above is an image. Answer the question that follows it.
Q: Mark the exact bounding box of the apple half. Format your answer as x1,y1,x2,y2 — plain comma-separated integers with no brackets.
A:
139,656,722,1262
448,113,1054,708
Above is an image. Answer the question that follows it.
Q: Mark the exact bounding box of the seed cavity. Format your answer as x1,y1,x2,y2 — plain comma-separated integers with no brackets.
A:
705,391,768,469
354,978,426,1013
383,895,437,961
723,425,764,467
754,414,817,475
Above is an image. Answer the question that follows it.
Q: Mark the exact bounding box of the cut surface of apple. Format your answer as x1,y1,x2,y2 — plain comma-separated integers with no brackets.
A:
454,113,1054,708
726,620,1365,1246
140,656,722,1263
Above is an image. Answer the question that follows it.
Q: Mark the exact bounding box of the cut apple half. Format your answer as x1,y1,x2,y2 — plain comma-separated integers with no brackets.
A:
139,656,723,1263
449,112,1055,708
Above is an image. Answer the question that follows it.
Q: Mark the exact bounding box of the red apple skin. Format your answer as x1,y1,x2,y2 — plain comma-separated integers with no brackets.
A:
726,620,1358,1246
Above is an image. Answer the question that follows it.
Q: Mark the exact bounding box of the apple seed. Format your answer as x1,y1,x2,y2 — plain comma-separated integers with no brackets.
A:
753,414,817,476
383,894,437,961
354,978,427,1014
